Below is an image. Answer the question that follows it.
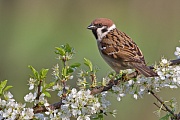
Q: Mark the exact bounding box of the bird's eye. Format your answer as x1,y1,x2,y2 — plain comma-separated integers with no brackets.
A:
98,23,102,27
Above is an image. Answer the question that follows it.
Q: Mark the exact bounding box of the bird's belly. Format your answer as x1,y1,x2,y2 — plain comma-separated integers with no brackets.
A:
99,48,132,73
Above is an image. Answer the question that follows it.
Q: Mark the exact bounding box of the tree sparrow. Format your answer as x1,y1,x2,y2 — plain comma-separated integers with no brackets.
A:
87,18,158,77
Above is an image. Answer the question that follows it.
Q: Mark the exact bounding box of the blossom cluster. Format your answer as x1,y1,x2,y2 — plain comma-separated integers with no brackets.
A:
59,88,101,120
35,88,107,120
110,57,180,101
24,82,111,120
0,92,34,119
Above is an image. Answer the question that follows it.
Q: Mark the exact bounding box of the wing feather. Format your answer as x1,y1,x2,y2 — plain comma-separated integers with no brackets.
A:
100,28,145,64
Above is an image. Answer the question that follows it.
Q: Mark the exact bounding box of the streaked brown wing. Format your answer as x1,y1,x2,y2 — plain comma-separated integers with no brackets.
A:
100,28,145,64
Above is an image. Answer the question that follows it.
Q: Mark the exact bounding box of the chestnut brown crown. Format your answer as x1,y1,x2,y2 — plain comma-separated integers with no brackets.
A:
87,18,114,30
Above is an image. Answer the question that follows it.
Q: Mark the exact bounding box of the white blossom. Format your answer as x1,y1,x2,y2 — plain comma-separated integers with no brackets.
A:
28,78,36,90
45,108,59,119
111,109,117,118
20,108,34,119
34,93,50,107
0,98,6,106
69,75,74,80
161,58,168,64
112,85,126,101
34,113,48,120
24,92,36,103
133,94,138,100
174,47,180,58
128,80,134,86
4,92,13,100
100,92,111,109
52,83,62,91
58,90,63,97
117,93,126,101
52,64,60,80
0,112,3,120
29,84,34,90
77,115,90,120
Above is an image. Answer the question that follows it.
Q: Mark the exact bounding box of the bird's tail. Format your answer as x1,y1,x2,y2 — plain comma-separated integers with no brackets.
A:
132,63,158,77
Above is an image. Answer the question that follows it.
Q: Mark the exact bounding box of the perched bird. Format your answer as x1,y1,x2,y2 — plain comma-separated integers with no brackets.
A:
87,18,157,77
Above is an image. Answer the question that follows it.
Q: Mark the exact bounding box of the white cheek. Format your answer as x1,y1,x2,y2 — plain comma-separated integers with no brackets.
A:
96,24,116,41
97,26,108,41
96,27,106,41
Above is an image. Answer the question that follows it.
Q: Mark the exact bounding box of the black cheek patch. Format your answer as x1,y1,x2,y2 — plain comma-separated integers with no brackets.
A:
101,28,108,33
92,29,98,39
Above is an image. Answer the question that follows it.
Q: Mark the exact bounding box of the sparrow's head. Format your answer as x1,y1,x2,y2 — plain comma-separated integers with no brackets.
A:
87,18,116,41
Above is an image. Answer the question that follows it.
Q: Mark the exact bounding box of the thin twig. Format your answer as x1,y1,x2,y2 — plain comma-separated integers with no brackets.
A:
148,90,176,118
153,102,167,112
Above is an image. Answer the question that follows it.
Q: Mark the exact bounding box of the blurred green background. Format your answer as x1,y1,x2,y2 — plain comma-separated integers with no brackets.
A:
0,0,180,120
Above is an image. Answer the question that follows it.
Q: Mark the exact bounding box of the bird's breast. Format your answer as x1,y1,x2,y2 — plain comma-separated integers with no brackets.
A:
97,41,132,72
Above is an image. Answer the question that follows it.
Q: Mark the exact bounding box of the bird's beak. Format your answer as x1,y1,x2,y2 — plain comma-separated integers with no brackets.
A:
87,24,96,30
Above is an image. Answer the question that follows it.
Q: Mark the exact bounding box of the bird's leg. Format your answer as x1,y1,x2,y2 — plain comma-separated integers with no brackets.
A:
126,70,139,80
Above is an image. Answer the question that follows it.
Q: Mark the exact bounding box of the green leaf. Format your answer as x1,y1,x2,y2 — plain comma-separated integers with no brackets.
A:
64,44,73,53
67,68,74,74
70,63,81,68
160,114,170,120
44,82,55,90
43,91,51,97
3,86,13,92
28,65,39,79
66,63,81,74
84,58,93,71
48,82,55,88
40,68,49,79
0,80,7,95
55,47,65,56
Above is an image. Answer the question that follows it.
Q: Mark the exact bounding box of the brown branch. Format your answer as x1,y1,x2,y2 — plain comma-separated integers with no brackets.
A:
170,58,180,66
34,100,63,113
176,113,180,120
33,58,180,114
36,80,43,101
